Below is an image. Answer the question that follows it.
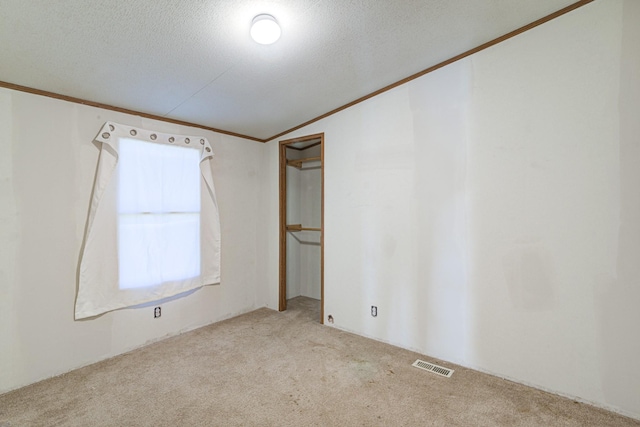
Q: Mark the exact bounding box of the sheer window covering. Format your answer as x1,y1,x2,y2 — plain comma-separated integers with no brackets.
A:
75,122,221,319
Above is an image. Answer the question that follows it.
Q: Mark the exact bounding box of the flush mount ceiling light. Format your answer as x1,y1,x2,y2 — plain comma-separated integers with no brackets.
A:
250,14,281,45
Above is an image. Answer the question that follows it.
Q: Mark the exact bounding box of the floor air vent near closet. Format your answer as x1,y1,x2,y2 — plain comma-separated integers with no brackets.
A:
412,359,454,378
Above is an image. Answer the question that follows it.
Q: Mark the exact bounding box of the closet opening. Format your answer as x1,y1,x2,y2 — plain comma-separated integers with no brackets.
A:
279,133,324,323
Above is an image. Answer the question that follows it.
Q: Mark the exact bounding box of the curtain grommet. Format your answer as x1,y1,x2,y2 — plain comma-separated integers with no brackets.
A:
109,124,115,131
185,138,190,144
150,134,157,140
169,137,175,143
130,129,137,136
200,139,205,145
102,132,110,139
206,147,211,152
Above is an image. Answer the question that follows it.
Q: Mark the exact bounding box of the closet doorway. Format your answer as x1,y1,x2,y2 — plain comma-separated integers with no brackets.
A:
279,133,324,323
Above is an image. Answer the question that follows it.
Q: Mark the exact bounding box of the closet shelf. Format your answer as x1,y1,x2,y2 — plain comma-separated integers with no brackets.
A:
286,224,322,232
286,156,321,169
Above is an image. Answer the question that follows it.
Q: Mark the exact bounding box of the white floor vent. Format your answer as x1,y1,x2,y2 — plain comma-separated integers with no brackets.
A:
412,359,454,378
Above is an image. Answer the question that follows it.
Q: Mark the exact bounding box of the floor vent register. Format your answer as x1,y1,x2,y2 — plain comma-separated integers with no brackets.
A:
412,359,454,378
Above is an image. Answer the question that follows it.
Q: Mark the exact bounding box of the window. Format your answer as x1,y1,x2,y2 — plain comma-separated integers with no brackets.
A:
117,138,201,289
75,122,221,319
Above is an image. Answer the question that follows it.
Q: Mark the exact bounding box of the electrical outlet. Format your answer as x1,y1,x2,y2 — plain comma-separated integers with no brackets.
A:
154,307,161,318
371,306,377,317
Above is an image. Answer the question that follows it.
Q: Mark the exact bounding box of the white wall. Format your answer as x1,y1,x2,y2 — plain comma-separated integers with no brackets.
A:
298,155,322,300
264,0,640,419
0,88,266,394
286,154,302,299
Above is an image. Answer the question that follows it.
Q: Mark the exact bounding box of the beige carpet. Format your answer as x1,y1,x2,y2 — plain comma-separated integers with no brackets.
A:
1,296,638,427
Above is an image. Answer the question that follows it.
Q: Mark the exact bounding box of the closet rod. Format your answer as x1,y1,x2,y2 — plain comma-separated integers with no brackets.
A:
286,224,322,232
286,156,321,169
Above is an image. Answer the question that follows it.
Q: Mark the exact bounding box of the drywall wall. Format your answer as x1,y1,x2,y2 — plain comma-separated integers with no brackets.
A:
599,0,640,414
286,154,302,299
0,88,266,394
298,157,322,300
263,0,640,418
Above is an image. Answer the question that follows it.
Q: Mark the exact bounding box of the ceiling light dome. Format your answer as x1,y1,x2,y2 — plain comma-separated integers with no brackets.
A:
251,14,281,45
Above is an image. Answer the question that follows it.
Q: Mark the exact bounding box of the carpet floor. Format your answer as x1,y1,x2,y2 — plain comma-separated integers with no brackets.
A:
1,296,638,426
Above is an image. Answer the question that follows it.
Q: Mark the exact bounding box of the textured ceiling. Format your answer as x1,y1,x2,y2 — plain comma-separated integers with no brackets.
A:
0,0,582,141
